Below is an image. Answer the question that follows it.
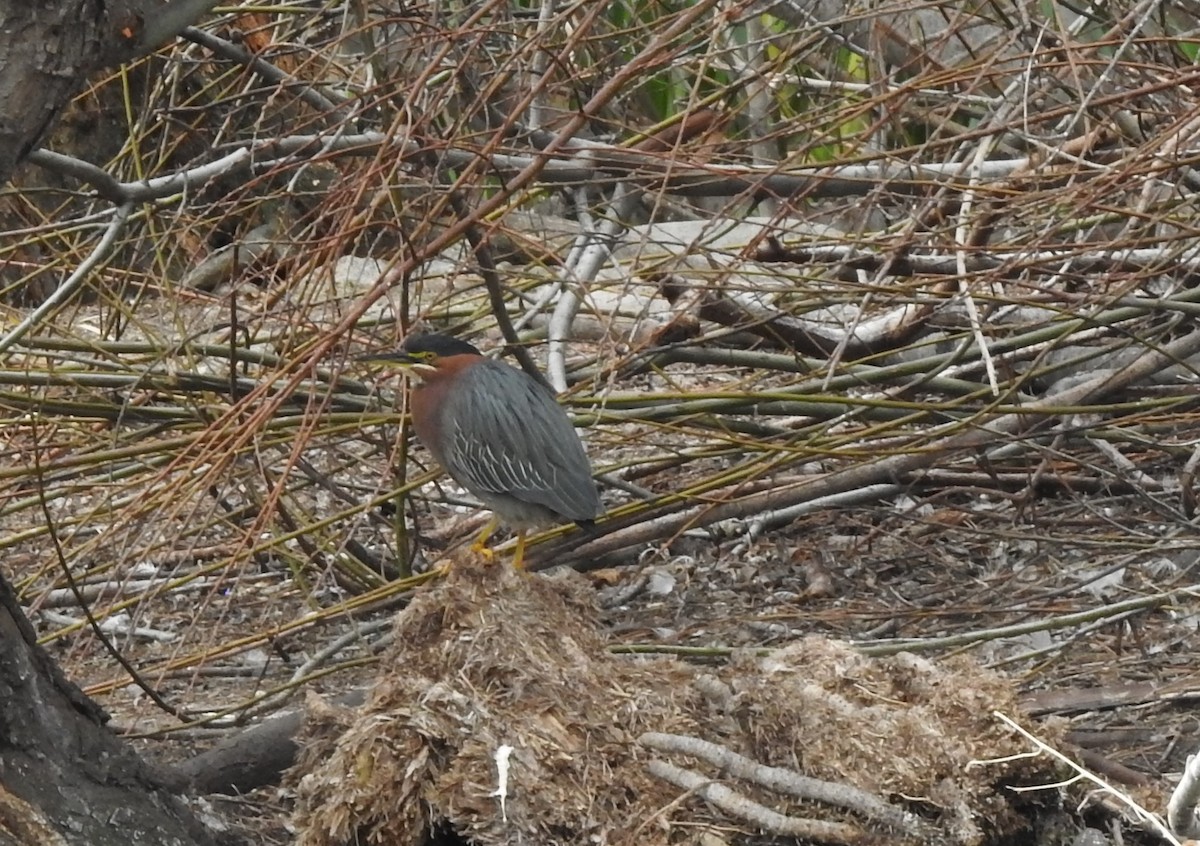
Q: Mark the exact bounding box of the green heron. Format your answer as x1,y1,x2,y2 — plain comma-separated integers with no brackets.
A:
366,333,601,569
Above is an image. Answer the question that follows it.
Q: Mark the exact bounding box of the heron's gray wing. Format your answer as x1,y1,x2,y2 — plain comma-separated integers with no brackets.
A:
441,361,601,521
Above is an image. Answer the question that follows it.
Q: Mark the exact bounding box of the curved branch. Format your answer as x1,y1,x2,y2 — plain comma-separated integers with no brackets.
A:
640,732,922,834
645,759,869,845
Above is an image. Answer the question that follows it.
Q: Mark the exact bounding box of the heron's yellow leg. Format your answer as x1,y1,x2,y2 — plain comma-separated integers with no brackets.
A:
511,529,528,572
470,517,499,563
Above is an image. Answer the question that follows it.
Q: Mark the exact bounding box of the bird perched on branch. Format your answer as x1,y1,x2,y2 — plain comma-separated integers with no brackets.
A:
363,333,601,570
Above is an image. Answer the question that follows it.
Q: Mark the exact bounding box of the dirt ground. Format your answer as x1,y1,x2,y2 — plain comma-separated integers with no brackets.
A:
33,450,1199,845
5,331,1193,844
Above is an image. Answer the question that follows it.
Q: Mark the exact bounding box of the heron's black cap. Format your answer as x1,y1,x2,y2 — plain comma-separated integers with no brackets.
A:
400,333,482,358
358,333,483,367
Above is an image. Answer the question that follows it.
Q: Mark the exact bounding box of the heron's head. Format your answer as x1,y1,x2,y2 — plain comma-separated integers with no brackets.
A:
358,333,482,381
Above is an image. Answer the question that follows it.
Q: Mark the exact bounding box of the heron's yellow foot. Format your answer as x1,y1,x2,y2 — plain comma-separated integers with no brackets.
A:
470,517,499,565
469,544,497,564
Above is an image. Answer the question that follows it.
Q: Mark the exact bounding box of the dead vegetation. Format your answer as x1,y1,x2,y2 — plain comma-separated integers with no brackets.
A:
290,554,1066,846
3,0,1200,843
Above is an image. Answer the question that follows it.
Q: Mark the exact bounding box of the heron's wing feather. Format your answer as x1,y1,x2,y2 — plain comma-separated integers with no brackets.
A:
443,362,600,521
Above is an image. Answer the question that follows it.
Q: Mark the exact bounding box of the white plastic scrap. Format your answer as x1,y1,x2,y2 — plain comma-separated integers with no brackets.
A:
491,744,514,822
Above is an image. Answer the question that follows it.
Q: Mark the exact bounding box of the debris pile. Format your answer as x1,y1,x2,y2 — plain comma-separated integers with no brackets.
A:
290,556,1066,846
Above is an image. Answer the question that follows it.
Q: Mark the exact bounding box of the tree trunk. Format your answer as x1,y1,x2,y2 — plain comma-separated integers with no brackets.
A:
0,2,105,180
0,575,219,845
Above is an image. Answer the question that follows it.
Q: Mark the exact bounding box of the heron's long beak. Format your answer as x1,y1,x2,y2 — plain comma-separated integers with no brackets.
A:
357,351,418,365
356,351,436,380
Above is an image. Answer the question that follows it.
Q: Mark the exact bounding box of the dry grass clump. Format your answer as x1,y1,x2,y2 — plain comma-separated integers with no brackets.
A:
290,554,700,846
289,555,1069,846
726,641,1066,845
